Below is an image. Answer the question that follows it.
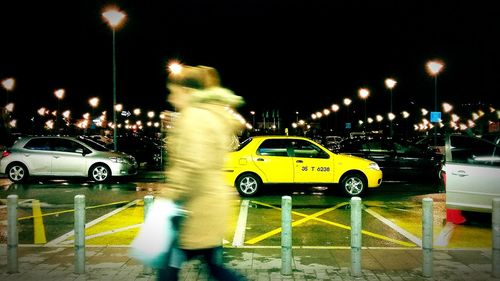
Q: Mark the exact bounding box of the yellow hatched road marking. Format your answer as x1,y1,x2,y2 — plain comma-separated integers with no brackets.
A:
32,200,47,244
18,200,131,221
247,201,415,247
245,202,347,244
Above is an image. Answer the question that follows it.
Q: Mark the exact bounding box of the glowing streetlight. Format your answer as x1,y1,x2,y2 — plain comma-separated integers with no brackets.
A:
426,59,444,146
358,88,370,132
442,102,453,113
147,111,155,119
103,6,126,150
168,61,183,75
89,97,99,108
115,103,123,112
385,78,397,136
133,108,141,116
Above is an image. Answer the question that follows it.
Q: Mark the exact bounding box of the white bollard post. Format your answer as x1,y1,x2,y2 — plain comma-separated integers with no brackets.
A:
143,195,154,275
350,197,362,277
7,194,18,273
281,196,292,275
74,195,86,274
422,198,433,278
492,198,500,278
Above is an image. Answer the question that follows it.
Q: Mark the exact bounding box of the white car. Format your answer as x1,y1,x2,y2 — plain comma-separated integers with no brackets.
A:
0,136,138,183
441,134,500,213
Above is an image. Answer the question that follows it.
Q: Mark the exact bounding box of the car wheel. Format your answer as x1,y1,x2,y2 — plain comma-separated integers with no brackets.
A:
7,163,29,182
340,173,366,197
89,164,111,182
235,173,261,197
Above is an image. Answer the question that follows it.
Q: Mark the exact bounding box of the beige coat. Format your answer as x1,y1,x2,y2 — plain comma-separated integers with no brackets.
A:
159,87,243,249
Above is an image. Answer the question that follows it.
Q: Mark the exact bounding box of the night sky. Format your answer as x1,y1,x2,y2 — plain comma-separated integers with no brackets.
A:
1,0,499,128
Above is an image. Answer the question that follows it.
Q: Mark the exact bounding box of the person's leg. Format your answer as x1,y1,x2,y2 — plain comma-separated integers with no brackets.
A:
157,246,188,281
202,247,246,281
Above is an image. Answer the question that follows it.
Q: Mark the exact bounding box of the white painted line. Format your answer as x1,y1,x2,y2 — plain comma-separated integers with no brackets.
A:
232,200,249,247
435,222,456,247
60,223,143,244
364,207,422,247
46,199,139,246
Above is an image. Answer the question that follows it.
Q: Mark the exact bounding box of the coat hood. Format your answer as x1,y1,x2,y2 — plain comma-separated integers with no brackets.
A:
190,87,244,108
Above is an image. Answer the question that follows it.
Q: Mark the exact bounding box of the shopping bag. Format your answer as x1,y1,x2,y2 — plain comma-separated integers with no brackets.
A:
129,197,184,268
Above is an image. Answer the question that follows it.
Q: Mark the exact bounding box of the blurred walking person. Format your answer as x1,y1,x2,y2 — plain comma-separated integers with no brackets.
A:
157,64,246,281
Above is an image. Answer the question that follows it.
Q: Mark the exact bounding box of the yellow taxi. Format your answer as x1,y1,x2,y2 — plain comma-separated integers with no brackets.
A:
224,135,383,197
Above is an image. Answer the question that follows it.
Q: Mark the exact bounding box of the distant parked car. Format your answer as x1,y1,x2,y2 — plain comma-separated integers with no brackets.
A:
224,135,383,197
414,134,446,155
107,135,164,169
0,136,137,182
337,136,443,181
441,134,500,213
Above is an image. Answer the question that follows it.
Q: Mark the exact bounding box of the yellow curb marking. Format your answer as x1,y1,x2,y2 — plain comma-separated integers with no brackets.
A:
32,200,47,244
246,201,415,247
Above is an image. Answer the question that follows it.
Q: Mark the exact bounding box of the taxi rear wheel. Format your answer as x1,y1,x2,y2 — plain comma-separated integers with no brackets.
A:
235,173,261,197
340,173,366,197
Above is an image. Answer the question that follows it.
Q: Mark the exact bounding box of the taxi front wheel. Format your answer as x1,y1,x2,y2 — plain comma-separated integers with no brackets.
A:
340,173,366,197
235,173,261,197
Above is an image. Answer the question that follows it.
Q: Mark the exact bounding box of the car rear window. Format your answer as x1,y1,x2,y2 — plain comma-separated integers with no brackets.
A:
24,138,51,151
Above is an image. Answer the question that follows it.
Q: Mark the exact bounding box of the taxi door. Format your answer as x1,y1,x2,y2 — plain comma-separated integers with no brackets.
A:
291,139,334,183
252,138,294,183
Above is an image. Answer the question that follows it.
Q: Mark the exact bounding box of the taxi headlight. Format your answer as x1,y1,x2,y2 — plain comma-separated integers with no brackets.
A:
369,162,380,171
109,157,126,163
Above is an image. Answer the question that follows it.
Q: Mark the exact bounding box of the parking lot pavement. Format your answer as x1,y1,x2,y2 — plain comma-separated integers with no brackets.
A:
0,245,499,281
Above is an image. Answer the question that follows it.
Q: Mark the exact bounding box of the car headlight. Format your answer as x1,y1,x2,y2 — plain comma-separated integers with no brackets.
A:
369,162,380,171
109,157,127,163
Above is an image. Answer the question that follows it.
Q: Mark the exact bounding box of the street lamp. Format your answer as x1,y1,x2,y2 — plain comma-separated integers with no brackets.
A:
385,78,397,136
426,60,444,146
103,7,126,151
343,98,352,131
1,77,15,105
358,88,370,132
250,111,255,129
89,97,99,133
54,89,65,132
331,104,339,131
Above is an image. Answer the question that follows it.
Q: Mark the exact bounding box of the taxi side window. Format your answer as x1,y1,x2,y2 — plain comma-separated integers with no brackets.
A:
291,140,329,159
257,139,289,157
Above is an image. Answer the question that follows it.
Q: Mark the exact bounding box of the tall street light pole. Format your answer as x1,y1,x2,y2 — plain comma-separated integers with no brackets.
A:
385,78,397,137
1,78,15,105
103,7,126,151
331,104,339,132
426,60,444,147
54,89,65,133
358,88,370,132
343,98,352,132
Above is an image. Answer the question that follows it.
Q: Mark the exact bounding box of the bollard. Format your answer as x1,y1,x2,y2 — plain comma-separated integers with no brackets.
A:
143,195,154,275
422,198,433,278
74,195,86,274
350,197,362,277
281,196,292,275
493,198,500,278
7,194,19,273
